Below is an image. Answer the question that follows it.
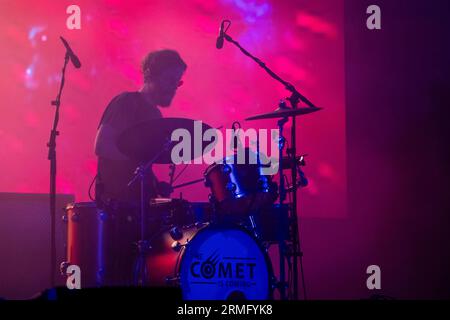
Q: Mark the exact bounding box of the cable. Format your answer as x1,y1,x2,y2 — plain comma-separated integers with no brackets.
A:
223,20,231,33
88,173,98,201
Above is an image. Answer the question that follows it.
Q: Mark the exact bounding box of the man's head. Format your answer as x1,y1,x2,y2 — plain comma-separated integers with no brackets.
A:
141,49,187,107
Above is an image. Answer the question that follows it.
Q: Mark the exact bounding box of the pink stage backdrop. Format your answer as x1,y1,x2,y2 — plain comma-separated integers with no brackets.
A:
0,0,345,218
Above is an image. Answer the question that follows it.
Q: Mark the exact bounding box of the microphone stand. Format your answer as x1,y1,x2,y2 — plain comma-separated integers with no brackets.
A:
47,52,70,287
222,34,318,109
223,31,318,300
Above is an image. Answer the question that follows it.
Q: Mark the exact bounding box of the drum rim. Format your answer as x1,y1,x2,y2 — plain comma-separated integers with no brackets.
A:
177,222,275,300
65,201,97,209
203,161,226,176
204,159,269,176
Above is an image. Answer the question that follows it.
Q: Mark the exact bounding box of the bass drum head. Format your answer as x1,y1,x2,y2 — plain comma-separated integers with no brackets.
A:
179,225,272,300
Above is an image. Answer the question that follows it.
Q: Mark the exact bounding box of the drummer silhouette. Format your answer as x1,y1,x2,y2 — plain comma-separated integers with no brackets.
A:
94,49,187,207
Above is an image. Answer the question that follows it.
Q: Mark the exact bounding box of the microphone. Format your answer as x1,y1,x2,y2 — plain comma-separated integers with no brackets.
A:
216,21,225,49
60,36,81,68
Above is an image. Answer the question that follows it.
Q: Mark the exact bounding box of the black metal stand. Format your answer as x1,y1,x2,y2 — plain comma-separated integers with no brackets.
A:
222,22,319,299
287,92,307,300
128,139,174,286
277,115,288,300
47,53,70,287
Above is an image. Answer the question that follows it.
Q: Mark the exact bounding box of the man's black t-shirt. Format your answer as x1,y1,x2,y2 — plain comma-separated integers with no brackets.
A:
96,91,162,205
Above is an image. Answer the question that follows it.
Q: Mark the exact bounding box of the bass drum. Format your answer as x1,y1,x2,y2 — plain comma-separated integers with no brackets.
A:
146,224,273,300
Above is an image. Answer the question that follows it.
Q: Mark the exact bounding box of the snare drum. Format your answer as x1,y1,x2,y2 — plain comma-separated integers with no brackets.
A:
148,198,209,227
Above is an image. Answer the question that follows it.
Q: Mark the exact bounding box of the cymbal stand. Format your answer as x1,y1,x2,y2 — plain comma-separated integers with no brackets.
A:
220,20,319,299
286,91,306,300
277,114,288,299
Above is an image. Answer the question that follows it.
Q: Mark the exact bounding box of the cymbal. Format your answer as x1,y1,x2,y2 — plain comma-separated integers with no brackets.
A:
245,107,321,121
116,117,215,164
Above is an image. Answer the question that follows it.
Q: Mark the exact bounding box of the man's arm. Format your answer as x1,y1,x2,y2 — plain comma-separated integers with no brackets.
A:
94,123,128,160
95,92,135,161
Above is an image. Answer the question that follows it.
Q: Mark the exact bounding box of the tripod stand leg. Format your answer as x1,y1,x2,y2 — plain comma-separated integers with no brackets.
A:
133,240,150,286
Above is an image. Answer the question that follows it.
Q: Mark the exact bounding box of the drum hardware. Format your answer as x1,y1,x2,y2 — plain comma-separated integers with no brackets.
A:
171,241,184,252
248,215,258,237
149,198,203,228
165,276,180,286
127,138,175,286
286,170,308,192
282,155,309,192
220,17,321,299
169,223,205,253
246,103,313,300
280,154,307,169
132,239,152,286
169,226,184,241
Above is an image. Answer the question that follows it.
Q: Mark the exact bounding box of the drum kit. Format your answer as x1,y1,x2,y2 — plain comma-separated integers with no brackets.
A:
48,21,321,300
61,105,320,300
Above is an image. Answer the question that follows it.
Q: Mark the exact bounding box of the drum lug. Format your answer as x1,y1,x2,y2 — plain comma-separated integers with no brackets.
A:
222,164,232,174
171,241,185,252
258,177,269,191
208,194,216,203
71,212,80,222
61,214,68,223
226,182,236,192
273,279,288,292
98,210,108,221
270,276,279,290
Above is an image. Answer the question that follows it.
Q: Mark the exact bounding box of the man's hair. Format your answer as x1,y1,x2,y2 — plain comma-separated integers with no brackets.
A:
141,49,187,83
